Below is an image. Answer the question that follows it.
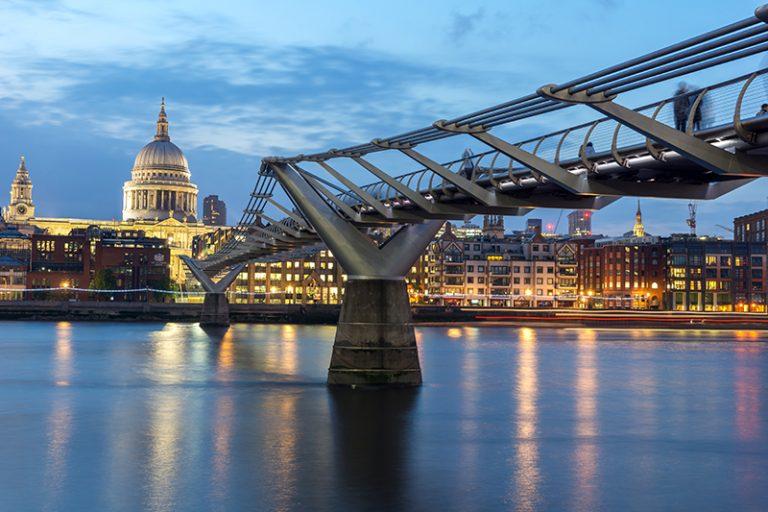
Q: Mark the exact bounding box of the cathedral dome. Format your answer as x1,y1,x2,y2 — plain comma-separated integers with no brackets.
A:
122,99,199,222
133,140,189,173
131,98,189,175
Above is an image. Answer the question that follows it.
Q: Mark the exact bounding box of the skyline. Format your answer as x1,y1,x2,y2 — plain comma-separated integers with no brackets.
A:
0,0,766,236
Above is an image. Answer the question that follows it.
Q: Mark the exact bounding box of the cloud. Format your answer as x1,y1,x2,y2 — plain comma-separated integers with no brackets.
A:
448,8,486,43
1,36,523,161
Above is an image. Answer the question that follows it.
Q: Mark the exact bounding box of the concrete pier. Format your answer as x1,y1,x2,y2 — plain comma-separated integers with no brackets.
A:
200,292,231,327
328,279,421,387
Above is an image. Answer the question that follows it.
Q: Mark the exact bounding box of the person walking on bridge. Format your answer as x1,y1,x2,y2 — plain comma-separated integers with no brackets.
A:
673,82,690,131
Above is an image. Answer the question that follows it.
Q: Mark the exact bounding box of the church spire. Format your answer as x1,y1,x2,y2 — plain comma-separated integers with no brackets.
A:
3,154,35,222
154,97,170,142
633,200,645,237
13,155,30,184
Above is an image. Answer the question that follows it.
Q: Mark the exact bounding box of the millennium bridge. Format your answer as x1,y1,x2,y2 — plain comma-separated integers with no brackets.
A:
185,4,768,387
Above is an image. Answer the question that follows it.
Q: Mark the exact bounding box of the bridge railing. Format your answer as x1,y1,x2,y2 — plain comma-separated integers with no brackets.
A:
334,68,768,208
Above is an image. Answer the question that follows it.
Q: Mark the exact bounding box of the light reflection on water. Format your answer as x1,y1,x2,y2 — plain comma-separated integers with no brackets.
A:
513,327,539,512
574,329,598,512
0,323,766,511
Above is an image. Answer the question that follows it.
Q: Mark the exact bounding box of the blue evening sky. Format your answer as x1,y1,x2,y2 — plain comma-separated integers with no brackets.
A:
0,0,765,236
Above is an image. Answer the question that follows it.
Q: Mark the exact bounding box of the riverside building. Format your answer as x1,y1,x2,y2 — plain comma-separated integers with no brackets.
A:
26,228,171,300
665,236,767,312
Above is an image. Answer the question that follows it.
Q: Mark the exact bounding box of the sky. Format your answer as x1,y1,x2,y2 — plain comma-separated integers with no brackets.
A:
0,0,765,236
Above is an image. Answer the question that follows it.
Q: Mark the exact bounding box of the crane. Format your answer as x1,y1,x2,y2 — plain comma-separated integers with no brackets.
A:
553,209,564,233
687,202,697,235
716,224,734,234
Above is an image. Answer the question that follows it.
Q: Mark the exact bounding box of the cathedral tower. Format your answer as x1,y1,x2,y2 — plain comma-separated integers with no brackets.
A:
3,156,35,222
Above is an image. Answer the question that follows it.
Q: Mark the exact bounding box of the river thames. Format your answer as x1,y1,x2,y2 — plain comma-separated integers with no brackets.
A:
0,322,766,511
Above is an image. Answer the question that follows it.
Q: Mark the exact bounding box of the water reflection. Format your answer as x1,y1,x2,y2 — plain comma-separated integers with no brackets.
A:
44,396,72,511
146,393,183,512
263,392,299,511
214,329,235,379
735,344,762,442
330,388,418,510
574,329,599,512
459,326,481,506
149,323,188,385
43,322,75,510
210,393,234,506
53,321,73,387
513,327,540,511
3,323,768,511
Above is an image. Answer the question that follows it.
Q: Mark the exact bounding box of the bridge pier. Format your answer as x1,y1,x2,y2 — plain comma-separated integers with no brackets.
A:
270,161,442,387
200,292,231,327
329,278,420,386
180,256,245,328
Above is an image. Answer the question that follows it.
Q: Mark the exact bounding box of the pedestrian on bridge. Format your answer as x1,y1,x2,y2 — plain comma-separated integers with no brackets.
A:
674,82,691,131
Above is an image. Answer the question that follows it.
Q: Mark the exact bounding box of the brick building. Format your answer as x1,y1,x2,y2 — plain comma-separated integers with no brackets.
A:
27,231,91,294
26,228,170,300
666,237,766,311
734,209,768,242
578,236,666,309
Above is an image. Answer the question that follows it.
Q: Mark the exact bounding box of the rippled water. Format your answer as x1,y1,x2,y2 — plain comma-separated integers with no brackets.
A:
0,322,766,511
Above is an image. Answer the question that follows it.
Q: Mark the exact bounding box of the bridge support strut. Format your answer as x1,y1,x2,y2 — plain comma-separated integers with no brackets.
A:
269,161,443,387
181,256,245,327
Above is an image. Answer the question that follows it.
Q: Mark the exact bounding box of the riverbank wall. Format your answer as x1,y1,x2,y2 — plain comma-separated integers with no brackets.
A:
2,301,768,329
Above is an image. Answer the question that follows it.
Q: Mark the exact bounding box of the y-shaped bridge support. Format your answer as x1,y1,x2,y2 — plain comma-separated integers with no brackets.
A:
269,161,443,387
181,256,245,326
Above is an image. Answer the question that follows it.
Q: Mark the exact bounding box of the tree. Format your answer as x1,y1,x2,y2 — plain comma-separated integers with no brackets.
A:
147,274,179,302
89,269,117,301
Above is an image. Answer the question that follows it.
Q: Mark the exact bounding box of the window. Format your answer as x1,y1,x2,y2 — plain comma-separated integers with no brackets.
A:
672,280,686,290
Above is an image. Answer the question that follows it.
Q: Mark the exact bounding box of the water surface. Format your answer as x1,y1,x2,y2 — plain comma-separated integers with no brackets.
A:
0,322,766,511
